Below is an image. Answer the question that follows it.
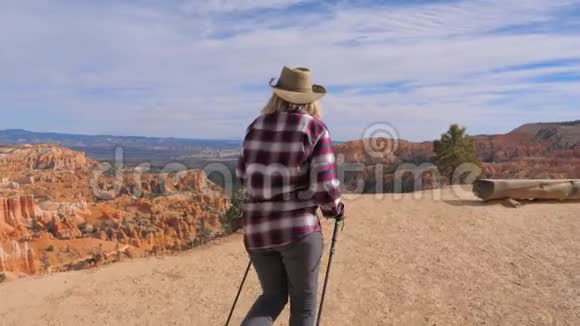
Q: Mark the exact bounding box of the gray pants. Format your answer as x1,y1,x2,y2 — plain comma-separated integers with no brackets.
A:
242,231,323,326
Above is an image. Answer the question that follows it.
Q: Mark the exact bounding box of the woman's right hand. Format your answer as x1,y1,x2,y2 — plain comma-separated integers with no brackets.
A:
333,202,345,221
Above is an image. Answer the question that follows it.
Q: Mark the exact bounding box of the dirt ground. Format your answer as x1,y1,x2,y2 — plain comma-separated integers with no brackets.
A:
1,187,579,326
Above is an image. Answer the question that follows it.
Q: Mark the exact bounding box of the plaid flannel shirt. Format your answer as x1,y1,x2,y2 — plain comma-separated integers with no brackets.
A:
236,108,344,249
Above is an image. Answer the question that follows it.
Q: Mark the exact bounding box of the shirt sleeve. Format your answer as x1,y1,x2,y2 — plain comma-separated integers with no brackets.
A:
309,124,344,218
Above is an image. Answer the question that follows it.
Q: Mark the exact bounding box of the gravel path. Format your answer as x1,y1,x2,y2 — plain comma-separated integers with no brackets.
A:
1,187,579,326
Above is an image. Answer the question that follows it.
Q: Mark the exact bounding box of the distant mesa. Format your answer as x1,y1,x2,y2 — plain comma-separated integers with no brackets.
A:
0,129,241,150
0,129,242,167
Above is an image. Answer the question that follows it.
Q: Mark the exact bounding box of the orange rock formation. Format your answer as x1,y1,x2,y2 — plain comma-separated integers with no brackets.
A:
0,241,38,275
0,144,229,280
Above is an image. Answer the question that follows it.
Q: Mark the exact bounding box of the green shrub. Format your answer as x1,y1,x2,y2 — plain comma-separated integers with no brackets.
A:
220,189,244,234
46,245,55,252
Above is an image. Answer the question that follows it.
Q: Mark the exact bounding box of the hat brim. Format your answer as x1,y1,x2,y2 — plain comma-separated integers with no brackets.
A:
271,84,326,105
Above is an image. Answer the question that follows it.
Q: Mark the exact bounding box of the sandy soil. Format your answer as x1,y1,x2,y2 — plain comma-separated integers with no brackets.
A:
1,187,579,326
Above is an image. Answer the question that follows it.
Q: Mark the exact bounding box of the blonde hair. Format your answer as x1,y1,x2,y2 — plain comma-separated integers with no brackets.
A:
261,94,322,119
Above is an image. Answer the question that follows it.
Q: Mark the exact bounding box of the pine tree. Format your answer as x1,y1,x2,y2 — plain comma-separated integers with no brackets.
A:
433,124,480,181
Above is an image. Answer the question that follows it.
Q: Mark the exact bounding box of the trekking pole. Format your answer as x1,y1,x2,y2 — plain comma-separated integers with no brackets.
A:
225,260,252,326
316,218,343,326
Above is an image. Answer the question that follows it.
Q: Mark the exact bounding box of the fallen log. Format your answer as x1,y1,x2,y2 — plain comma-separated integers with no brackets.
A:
473,179,580,201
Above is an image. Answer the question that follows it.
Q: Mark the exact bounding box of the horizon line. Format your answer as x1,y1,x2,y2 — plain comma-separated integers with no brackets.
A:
0,119,576,145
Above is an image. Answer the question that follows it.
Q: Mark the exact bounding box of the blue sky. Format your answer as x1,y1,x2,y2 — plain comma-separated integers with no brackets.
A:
1,0,580,141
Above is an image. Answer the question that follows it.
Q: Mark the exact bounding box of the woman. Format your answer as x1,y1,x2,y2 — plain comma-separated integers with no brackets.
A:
236,66,345,326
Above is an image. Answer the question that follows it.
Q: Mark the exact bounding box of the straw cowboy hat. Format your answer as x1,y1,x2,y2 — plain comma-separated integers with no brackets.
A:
270,66,327,104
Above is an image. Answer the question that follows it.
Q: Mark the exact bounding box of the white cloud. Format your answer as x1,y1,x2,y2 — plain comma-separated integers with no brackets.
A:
180,0,310,14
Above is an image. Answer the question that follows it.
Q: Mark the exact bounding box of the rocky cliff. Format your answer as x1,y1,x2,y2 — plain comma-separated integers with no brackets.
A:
0,196,36,228
0,241,38,276
0,144,229,280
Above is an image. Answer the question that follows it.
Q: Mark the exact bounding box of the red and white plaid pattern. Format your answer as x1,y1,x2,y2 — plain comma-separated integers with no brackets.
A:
236,108,344,249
